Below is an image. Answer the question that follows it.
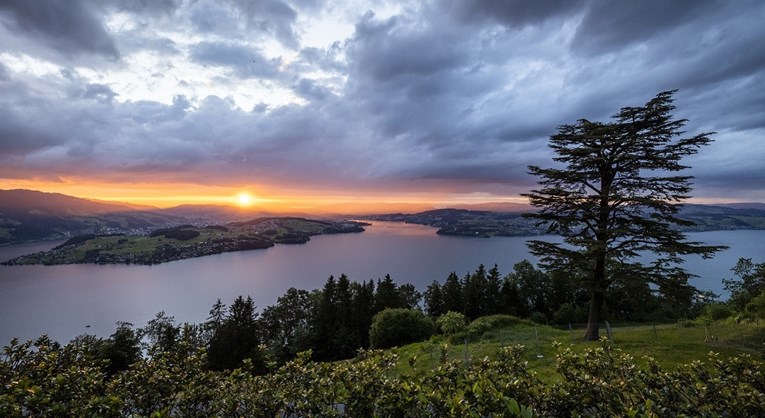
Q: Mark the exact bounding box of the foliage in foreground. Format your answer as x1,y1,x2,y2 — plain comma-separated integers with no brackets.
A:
2,333,764,417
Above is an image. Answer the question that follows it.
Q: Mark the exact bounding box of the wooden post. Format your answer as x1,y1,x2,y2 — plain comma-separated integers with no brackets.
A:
653,324,658,343
569,323,574,343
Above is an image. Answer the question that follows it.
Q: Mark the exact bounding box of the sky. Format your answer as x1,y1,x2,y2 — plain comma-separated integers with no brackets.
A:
0,0,764,213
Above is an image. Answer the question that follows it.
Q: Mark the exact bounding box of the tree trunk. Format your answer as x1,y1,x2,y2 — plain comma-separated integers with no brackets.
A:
584,289,603,340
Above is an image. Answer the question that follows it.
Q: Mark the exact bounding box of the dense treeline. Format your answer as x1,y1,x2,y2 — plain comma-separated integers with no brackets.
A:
212,273,425,367
423,261,707,325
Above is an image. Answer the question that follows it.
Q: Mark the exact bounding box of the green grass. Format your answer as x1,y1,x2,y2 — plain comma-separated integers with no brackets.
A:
390,318,765,383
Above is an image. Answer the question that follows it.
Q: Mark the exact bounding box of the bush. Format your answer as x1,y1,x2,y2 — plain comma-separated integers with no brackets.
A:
529,311,547,324
745,292,765,320
704,303,733,321
552,303,588,325
467,315,525,340
369,308,435,349
677,318,696,328
436,311,467,335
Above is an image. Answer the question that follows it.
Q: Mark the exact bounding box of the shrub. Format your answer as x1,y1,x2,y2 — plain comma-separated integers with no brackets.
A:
745,292,765,320
529,311,547,324
3,332,764,416
552,303,588,325
704,303,733,321
369,308,435,349
436,311,467,335
467,315,525,340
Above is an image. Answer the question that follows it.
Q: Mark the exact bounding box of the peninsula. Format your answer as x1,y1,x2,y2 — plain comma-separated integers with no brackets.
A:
2,217,366,266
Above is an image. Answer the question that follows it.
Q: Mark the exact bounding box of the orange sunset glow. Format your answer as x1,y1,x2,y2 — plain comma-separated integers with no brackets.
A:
0,177,533,214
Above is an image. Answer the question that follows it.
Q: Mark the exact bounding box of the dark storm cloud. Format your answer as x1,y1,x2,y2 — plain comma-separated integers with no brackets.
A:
189,41,282,79
112,0,181,15
341,8,562,172
225,0,300,49
350,13,465,82
448,0,579,26
0,0,119,59
0,107,61,154
572,0,723,55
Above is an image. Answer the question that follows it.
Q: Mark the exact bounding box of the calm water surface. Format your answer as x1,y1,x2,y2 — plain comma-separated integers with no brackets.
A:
0,222,762,343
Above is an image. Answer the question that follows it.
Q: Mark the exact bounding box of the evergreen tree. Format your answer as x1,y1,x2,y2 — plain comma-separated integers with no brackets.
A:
442,272,464,314
523,90,723,339
485,264,503,315
423,280,445,317
463,266,487,319
207,298,227,324
208,296,263,371
375,274,402,312
333,274,357,358
397,283,422,310
500,276,522,317
349,280,376,349
310,276,338,360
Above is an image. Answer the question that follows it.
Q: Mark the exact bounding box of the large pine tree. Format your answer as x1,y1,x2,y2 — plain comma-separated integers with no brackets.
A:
523,90,724,340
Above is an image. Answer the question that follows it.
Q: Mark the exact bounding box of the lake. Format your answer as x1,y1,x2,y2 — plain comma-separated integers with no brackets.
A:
0,222,762,344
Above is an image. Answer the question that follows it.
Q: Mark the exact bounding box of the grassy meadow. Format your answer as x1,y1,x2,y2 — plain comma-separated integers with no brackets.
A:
391,316,765,382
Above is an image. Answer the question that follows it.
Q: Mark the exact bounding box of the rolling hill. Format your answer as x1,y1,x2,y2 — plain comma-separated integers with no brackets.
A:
0,189,184,244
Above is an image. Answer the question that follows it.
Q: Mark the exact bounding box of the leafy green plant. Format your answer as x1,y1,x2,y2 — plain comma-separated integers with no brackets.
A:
369,308,435,349
436,311,467,335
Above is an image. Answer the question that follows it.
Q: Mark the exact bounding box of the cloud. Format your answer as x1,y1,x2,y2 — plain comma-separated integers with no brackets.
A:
0,62,9,81
0,0,119,59
82,83,118,103
225,0,300,49
0,0,763,203
189,1,240,34
112,0,181,15
189,41,283,79
572,0,722,55
448,0,579,27
0,107,61,154
293,78,333,101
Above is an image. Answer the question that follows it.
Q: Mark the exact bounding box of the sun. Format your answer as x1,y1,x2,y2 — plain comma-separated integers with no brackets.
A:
236,192,254,207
